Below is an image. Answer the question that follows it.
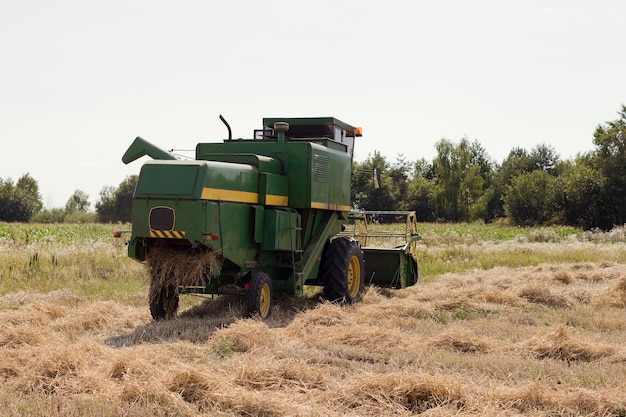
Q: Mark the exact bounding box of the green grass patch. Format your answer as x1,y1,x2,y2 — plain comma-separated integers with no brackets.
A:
0,222,143,302
0,222,129,245
405,222,624,281
0,242,145,301
2,221,626,302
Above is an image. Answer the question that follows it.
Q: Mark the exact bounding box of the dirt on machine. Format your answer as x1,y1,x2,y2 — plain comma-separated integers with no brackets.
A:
118,116,421,320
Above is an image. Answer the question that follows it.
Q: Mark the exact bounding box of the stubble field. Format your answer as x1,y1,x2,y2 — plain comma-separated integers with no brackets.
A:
0,223,625,416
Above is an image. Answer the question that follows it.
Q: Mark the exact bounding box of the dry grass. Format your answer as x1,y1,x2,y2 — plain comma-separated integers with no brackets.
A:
146,246,222,308
1,259,625,416
523,323,615,362
146,246,223,288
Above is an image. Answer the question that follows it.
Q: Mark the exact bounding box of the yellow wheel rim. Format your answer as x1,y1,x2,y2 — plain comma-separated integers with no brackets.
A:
259,283,271,318
347,255,361,298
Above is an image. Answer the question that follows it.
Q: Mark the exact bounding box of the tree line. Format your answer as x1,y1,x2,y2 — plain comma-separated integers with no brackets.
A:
2,106,625,229
354,105,626,230
0,175,137,224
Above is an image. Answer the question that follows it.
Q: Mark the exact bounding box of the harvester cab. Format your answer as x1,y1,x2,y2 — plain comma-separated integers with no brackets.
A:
121,116,419,320
256,117,362,158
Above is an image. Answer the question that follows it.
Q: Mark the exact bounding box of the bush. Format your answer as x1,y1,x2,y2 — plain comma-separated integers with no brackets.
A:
96,176,137,223
0,174,43,222
32,208,66,223
504,170,561,226
64,211,98,224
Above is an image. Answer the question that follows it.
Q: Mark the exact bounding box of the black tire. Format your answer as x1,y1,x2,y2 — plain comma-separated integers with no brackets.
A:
320,237,365,304
247,272,273,319
150,285,179,321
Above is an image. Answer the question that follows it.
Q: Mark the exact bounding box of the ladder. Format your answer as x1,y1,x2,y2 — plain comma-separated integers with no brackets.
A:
286,208,304,292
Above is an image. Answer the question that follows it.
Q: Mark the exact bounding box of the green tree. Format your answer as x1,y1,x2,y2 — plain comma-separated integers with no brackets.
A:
412,158,435,180
351,152,394,211
404,158,436,222
497,148,534,183
0,174,43,222
387,155,412,210
491,145,560,221
469,140,496,222
469,139,494,188
65,189,90,214
529,143,560,174
561,161,605,229
491,148,535,221
95,186,116,223
589,105,626,228
406,175,435,222
96,176,138,223
504,170,561,226
432,138,485,222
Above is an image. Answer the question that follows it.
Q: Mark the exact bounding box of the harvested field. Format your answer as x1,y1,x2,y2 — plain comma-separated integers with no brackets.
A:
1,258,625,416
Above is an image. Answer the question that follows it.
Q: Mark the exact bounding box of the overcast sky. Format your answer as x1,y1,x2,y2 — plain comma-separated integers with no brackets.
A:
1,1,625,208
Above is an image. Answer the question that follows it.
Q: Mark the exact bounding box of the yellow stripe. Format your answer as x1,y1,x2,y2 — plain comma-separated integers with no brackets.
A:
201,187,258,204
311,201,351,211
265,194,288,206
150,230,186,238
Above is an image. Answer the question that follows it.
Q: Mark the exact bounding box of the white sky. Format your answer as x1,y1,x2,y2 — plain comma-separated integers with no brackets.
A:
1,1,625,208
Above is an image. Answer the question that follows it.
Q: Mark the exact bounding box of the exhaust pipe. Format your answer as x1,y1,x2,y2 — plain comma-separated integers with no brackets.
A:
219,114,232,140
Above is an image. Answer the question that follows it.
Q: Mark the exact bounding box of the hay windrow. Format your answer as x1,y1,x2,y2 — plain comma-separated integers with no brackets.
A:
146,246,222,304
523,324,615,362
429,328,492,353
338,372,464,413
168,369,217,405
208,319,276,354
497,381,622,415
518,285,571,308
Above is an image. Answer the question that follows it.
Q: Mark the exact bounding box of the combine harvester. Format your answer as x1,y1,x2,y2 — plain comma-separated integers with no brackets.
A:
120,116,420,319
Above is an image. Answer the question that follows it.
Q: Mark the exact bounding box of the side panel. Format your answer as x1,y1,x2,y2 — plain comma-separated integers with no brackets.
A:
135,164,199,196
196,141,352,212
217,202,258,267
328,147,352,211
262,209,299,251
253,205,264,244
309,143,351,211
259,173,288,206
200,161,259,204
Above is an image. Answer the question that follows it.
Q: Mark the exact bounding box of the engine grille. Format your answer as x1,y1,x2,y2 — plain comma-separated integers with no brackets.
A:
313,154,329,183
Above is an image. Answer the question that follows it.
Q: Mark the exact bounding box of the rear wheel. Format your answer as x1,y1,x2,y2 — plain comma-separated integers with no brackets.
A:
320,237,365,303
247,272,272,319
150,285,179,320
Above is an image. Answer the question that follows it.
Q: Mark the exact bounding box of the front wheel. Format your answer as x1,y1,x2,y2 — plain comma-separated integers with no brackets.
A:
320,237,365,304
247,272,273,319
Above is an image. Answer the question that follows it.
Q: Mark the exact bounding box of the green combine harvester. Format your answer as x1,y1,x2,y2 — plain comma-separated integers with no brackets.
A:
120,116,420,320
